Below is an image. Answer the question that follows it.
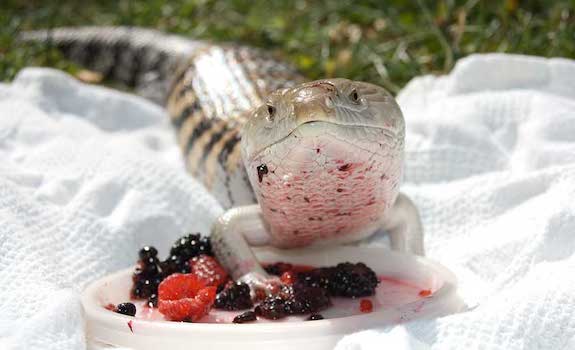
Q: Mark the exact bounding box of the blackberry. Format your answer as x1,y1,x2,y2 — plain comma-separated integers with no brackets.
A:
295,267,333,291
264,262,293,276
116,302,136,316
132,255,163,299
328,262,379,297
291,284,331,313
214,282,253,311
169,233,213,260
254,284,330,320
138,246,158,260
159,233,213,275
295,262,379,298
147,293,158,308
159,255,190,276
254,297,286,320
233,311,257,324
307,314,324,321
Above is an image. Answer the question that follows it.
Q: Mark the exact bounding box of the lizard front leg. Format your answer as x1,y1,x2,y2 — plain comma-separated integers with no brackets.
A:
381,192,425,255
210,204,277,290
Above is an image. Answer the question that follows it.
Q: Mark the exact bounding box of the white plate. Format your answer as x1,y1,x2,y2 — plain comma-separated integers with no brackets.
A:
83,246,464,350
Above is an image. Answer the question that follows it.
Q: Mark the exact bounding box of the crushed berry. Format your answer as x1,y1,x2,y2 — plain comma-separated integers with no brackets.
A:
359,299,373,313
214,282,253,311
264,262,293,276
233,311,257,324
116,302,136,316
307,314,324,321
418,289,432,297
281,271,295,284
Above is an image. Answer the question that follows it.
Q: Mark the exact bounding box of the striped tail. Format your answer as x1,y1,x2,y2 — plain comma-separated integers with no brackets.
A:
18,26,205,103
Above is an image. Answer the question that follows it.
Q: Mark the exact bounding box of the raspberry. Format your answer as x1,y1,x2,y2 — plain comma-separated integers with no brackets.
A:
189,255,228,288
158,273,216,321
214,282,253,311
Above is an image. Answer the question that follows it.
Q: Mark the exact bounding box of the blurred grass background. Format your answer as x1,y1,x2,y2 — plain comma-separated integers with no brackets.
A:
1,0,574,93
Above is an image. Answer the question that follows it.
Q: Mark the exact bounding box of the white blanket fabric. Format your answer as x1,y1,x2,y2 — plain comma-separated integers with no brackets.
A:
1,54,574,350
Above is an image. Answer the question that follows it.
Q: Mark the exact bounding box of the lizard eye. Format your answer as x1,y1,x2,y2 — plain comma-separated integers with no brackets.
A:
349,89,360,103
266,104,276,121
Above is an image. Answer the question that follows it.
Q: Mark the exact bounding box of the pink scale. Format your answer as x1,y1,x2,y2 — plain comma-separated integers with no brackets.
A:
83,246,464,350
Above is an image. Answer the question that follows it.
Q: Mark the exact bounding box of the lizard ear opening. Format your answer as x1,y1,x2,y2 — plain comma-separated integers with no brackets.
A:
266,104,276,121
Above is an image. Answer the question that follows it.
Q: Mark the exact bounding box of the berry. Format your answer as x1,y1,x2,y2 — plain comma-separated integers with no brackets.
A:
189,255,228,288
307,314,324,321
329,263,379,297
359,299,373,313
294,268,332,291
254,297,286,320
214,282,253,311
296,263,379,298
159,234,213,277
132,253,163,299
281,271,295,284
158,273,217,322
254,284,330,320
116,302,136,316
170,233,213,260
233,311,257,324
419,289,432,297
139,246,158,260
264,262,293,276
291,284,331,314
147,294,158,308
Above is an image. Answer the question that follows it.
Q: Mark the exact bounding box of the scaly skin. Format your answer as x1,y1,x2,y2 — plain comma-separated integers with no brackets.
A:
20,27,424,291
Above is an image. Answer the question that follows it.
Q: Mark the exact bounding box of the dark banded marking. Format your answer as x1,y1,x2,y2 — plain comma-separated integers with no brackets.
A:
171,98,201,130
177,110,203,155
186,119,228,176
200,124,230,162
218,130,241,165
203,124,241,188
184,118,216,172
172,100,203,131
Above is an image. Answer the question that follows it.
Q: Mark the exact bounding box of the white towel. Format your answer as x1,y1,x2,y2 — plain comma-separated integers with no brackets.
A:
1,54,574,350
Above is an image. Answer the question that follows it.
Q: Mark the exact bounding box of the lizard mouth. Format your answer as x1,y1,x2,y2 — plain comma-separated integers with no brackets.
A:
248,120,399,162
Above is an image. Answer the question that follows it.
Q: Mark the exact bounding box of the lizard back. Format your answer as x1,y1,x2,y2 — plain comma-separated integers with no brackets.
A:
20,27,305,207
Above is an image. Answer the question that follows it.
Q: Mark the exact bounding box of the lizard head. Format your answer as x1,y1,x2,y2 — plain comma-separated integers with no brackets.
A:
240,78,406,246
241,78,405,162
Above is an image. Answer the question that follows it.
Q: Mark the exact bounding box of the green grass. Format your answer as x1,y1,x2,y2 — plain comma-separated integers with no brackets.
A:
1,0,574,93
